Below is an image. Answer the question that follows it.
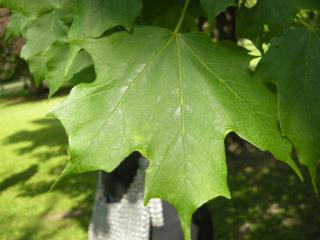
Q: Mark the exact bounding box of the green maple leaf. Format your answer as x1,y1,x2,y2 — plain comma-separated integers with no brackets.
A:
20,11,68,60
44,44,94,95
15,11,87,92
52,26,301,239
7,10,76,92
68,0,142,39
61,0,142,92
0,0,74,17
6,9,73,89
27,43,94,93
4,11,27,42
255,26,320,189
2,0,142,94
28,54,47,85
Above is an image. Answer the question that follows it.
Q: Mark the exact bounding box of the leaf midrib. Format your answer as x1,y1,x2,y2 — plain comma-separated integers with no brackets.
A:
176,35,189,224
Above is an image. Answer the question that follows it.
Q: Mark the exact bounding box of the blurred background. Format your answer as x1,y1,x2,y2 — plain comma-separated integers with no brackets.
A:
0,6,320,240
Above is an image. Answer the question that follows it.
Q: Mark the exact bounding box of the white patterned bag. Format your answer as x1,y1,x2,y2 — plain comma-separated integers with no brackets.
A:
88,158,164,240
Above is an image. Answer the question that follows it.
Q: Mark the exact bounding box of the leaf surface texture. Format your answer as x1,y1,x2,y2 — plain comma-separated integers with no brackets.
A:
53,26,300,239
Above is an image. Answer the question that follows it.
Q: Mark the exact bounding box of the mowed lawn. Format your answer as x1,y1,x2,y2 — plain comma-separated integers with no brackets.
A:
0,93,97,240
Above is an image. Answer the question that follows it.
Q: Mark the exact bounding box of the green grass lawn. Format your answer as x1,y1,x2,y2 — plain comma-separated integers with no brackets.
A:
0,93,97,240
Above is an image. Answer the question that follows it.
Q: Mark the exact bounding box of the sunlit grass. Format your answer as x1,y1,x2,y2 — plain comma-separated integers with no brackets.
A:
0,94,96,240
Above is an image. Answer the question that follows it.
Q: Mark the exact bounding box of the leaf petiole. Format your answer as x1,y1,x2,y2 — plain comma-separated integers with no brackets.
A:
174,0,190,33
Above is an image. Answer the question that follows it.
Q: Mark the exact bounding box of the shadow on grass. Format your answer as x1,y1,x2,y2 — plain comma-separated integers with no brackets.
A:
208,133,320,240
0,164,38,192
4,119,68,155
2,117,97,236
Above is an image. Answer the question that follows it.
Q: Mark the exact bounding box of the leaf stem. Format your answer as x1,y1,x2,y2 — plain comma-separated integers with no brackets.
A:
174,0,190,33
